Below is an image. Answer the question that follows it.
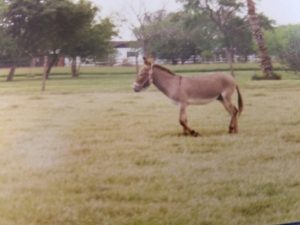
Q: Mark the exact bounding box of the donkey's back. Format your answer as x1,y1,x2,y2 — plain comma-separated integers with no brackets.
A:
180,73,236,105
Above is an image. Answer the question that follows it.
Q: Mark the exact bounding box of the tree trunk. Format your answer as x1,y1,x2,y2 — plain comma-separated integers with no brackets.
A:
246,0,280,79
171,58,178,65
42,56,48,92
135,54,139,74
45,54,59,79
143,38,151,58
29,58,36,77
71,56,78,78
226,48,235,76
31,58,36,67
6,64,16,82
213,54,217,63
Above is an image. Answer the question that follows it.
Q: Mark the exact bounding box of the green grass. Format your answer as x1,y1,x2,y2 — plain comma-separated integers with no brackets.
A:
0,65,299,225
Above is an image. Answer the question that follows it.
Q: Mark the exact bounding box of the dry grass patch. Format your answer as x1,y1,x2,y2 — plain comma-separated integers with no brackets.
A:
0,78,299,225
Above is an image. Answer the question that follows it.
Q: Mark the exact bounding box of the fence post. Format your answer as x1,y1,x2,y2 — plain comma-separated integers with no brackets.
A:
41,55,48,92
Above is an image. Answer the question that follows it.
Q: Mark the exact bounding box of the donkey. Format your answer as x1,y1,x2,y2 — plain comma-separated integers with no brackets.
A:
133,57,243,136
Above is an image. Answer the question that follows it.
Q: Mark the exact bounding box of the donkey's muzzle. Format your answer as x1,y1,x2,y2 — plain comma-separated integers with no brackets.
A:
132,82,141,92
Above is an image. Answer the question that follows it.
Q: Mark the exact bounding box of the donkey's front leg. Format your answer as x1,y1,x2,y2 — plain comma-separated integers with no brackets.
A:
179,104,200,137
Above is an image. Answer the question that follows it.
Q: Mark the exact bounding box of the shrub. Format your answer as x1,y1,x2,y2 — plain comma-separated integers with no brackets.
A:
281,31,300,72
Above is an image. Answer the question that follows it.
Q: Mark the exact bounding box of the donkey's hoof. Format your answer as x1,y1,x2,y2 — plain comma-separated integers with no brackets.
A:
190,130,200,137
229,128,238,134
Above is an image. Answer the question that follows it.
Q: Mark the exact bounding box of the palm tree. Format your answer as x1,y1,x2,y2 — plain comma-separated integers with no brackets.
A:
246,0,280,79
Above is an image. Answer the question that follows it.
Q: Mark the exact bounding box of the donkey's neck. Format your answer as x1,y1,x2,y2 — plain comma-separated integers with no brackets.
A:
152,67,180,100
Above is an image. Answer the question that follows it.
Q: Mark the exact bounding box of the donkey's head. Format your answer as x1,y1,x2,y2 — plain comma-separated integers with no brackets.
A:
133,57,153,92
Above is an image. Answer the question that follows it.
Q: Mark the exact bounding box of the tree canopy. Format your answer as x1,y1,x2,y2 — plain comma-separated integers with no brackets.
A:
283,32,300,72
0,0,117,79
133,0,274,66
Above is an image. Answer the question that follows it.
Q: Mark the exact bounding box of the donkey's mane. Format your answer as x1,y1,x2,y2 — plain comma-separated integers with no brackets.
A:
153,64,176,76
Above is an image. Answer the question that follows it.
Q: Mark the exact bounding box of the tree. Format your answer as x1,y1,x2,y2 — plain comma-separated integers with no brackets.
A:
229,17,254,62
133,10,214,64
65,17,117,77
170,11,216,64
3,0,65,85
146,12,197,64
265,24,300,57
179,0,246,75
246,0,280,79
0,29,25,81
132,9,168,57
3,0,46,56
3,0,92,89
2,0,116,89
281,30,300,72
225,14,273,62
38,0,101,79
0,0,27,81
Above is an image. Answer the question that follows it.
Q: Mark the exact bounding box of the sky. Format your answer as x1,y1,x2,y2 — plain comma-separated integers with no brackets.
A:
91,0,300,40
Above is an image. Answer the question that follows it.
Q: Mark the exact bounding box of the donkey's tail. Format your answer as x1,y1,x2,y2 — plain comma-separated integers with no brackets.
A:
236,85,243,116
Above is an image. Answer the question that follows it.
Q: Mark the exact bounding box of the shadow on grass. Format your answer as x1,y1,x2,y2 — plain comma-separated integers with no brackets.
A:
156,129,229,138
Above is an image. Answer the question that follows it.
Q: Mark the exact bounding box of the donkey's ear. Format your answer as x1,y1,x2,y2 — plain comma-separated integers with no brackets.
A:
143,56,152,66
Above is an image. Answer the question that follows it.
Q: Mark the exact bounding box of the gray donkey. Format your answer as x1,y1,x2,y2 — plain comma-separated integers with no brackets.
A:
133,57,243,136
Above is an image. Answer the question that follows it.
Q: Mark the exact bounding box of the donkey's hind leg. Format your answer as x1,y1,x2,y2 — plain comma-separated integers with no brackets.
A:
218,96,239,133
179,104,199,137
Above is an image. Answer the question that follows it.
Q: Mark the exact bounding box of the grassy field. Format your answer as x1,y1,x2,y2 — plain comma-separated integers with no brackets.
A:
0,65,299,225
